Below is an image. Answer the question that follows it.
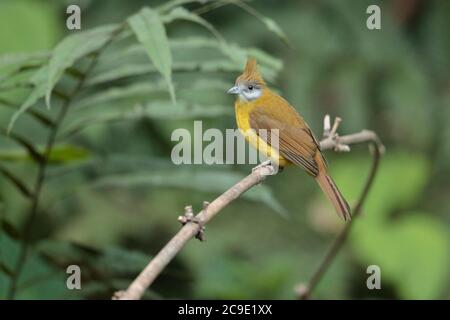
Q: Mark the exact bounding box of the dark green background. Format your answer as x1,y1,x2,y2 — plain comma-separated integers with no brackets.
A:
0,0,449,299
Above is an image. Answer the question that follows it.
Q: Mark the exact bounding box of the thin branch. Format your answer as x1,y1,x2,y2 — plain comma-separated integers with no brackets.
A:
115,116,383,300
6,25,124,299
295,136,383,300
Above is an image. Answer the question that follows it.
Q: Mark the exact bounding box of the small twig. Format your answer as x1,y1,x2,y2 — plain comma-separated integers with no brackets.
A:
330,117,341,137
178,205,206,241
323,114,331,137
116,116,383,300
321,114,353,152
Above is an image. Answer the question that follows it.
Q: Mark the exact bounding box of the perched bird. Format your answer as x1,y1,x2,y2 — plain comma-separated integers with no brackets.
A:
228,58,351,220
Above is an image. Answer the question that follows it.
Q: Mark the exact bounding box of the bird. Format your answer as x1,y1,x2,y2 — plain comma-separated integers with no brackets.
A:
227,58,351,220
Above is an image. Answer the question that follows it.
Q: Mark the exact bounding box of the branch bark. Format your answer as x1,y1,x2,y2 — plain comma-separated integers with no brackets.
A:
115,116,384,300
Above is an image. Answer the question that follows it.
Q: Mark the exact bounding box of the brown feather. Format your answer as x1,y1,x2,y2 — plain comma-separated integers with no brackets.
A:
248,100,320,176
237,57,266,86
315,154,352,220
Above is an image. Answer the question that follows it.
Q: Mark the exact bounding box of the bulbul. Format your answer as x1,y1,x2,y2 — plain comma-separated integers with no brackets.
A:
228,58,351,220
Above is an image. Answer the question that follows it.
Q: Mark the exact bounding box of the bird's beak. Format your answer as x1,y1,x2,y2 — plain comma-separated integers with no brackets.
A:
227,86,240,95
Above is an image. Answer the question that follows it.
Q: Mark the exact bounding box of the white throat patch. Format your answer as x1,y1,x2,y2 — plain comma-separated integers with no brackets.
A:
239,87,262,102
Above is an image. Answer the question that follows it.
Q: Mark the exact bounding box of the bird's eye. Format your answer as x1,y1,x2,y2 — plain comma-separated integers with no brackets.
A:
248,85,254,90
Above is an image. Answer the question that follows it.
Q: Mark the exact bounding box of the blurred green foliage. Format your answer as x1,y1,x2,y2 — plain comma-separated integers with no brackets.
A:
334,152,448,299
0,0,449,300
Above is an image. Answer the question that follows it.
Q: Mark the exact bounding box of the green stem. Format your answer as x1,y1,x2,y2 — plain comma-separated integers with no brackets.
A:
6,26,123,299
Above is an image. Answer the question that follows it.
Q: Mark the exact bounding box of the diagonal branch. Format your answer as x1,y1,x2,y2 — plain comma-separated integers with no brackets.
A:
115,116,383,300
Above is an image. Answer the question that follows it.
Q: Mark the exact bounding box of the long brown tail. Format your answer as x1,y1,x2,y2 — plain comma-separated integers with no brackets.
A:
315,171,351,221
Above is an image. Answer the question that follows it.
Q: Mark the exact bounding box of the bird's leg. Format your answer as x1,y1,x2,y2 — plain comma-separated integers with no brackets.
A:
252,159,279,175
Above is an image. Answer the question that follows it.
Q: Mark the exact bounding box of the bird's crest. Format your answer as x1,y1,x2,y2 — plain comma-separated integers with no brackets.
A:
238,57,266,86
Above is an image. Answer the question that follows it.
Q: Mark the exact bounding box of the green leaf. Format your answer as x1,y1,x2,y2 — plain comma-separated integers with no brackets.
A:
94,168,286,216
0,51,49,70
1,219,21,240
63,100,232,137
260,16,289,45
37,241,153,290
45,24,118,108
141,100,233,119
171,37,282,72
231,0,289,45
157,0,208,13
161,7,282,71
0,144,90,164
128,8,175,104
162,7,224,42
86,63,153,85
1,128,44,163
0,164,32,198
47,144,91,164
0,51,48,86
7,65,49,133
93,37,281,85
94,247,151,276
0,262,14,277
181,78,230,91
0,97,54,128
73,82,167,110
38,241,99,263
87,59,277,86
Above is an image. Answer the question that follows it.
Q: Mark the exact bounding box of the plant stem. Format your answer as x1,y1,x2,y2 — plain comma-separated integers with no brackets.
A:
6,27,123,299
296,142,383,299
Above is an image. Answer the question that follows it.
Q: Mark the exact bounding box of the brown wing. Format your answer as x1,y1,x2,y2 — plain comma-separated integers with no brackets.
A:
249,106,322,176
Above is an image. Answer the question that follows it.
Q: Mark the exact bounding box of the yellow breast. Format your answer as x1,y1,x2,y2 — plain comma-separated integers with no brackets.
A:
234,98,288,167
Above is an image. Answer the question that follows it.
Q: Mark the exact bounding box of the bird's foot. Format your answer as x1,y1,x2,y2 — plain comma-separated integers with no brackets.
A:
252,160,279,175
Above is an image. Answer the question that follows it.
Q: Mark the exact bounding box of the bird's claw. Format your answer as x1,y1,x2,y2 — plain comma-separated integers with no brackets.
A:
252,159,278,175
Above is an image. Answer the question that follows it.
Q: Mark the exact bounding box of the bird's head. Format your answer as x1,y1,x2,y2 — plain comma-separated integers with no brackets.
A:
228,58,265,102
